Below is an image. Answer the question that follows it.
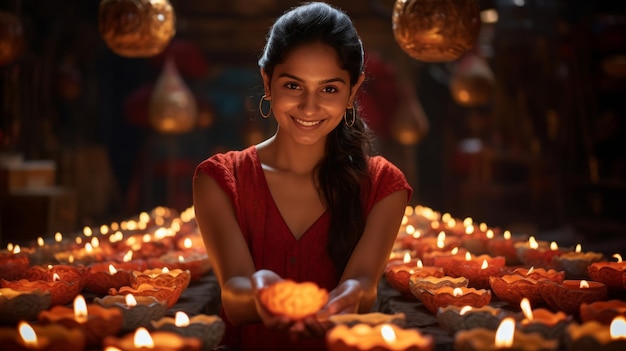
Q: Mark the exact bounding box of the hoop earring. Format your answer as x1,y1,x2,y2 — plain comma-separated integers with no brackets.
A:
344,107,355,128
259,95,271,119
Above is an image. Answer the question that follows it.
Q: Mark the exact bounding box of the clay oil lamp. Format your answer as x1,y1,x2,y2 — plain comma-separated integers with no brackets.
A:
22,264,90,292
149,251,211,281
326,323,434,351
418,286,492,314
84,263,132,295
487,230,526,266
175,232,206,255
564,316,626,351
0,245,29,281
411,231,460,259
109,283,179,309
110,249,149,272
454,317,559,351
329,312,407,327
580,300,626,325
409,275,468,302
515,236,562,269
489,274,545,307
38,294,123,348
395,220,424,251
515,298,571,340
0,321,87,351
539,279,608,315
387,249,418,267
103,326,202,351
132,267,191,291
436,304,510,335
439,213,468,237
120,231,170,261
1,272,81,306
0,288,51,324
510,266,565,283
588,253,626,293
453,256,506,290
421,246,468,267
152,311,226,351
385,258,444,295
94,293,167,332
551,244,604,279
459,221,494,255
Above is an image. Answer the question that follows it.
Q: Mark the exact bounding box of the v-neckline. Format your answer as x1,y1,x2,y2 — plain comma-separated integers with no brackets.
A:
252,146,328,241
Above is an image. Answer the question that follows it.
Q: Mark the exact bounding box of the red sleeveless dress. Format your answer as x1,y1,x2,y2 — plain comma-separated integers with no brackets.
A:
194,146,412,351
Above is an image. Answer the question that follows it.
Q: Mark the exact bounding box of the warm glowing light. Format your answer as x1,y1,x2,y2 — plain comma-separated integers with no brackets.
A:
403,252,411,264
528,236,538,249
495,318,515,348
486,230,494,239
85,243,93,253
451,247,459,255
123,250,133,262
73,295,88,323
480,260,488,269
465,252,472,261
577,280,590,288
37,237,44,247
100,225,109,235
453,288,464,297
7,243,13,252
463,217,473,227
108,264,118,275
175,311,190,327
83,226,93,237
465,225,475,235
91,237,100,248
406,224,415,235
53,273,61,281
481,9,499,24
404,206,414,216
550,242,558,251
412,229,421,239
162,267,169,273
133,327,154,348
613,254,623,263
503,231,511,240
417,259,423,269
479,223,488,232
380,324,396,343
527,267,534,275
12,245,20,254
459,306,472,315
125,294,137,307
575,244,582,253
18,321,38,347
442,213,452,223
610,316,626,340
75,237,82,245
142,234,151,243
520,298,533,321
55,232,63,242
437,231,446,249
446,218,456,228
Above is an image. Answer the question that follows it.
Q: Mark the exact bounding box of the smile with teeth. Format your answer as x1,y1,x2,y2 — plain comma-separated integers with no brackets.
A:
293,117,322,127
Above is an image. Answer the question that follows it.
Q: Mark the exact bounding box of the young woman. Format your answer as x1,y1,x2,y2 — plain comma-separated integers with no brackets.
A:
193,2,412,350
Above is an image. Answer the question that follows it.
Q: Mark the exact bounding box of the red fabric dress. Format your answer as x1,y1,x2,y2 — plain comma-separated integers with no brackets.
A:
194,146,412,351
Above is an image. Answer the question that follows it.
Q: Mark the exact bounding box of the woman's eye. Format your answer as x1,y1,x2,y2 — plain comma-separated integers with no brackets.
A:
322,86,337,93
285,82,299,90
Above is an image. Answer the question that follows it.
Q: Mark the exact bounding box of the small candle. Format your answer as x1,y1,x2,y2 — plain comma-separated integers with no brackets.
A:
516,298,571,340
565,316,626,351
454,317,559,351
539,279,608,315
94,294,167,332
326,323,434,351
419,286,492,314
152,311,226,351
103,326,202,351
509,266,565,283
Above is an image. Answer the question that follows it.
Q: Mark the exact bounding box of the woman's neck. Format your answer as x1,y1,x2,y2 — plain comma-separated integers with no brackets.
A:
256,133,326,176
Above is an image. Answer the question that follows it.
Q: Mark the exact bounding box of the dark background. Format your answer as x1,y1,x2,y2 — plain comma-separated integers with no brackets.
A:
0,0,625,253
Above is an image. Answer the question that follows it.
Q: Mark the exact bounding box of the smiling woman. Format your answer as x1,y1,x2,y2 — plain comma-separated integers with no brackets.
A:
192,2,412,350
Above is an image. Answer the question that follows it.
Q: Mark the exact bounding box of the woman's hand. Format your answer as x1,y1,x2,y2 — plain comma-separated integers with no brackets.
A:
250,270,294,332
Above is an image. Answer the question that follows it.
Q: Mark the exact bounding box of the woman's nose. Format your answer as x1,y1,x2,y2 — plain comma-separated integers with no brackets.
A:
299,91,319,116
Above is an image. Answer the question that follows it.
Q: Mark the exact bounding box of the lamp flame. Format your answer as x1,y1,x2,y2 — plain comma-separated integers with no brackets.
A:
575,244,582,253
486,230,494,239
125,294,137,307
529,236,538,249
459,306,472,315
465,252,472,261
183,238,192,249
503,231,511,240
520,298,533,321
123,250,133,262
108,264,118,274
494,317,515,348
580,280,590,288
403,252,411,264
437,231,446,249
613,254,623,263
18,321,38,347
133,327,154,348
380,324,396,343
175,311,190,327
453,288,464,297
417,259,423,268
451,247,459,255
610,316,626,340
480,259,488,269
527,267,534,275
550,242,558,251
73,295,88,323
53,273,61,282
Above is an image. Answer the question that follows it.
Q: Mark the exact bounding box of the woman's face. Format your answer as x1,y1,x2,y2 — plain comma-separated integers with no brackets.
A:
262,42,364,146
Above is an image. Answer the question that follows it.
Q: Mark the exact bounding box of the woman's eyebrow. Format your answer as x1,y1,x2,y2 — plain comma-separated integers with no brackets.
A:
278,72,347,85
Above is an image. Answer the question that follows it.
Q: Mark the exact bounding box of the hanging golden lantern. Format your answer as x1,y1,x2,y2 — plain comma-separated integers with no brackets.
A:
449,51,495,107
149,59,197,134
98,0,176,58
0,11,24,66
392,0,481,62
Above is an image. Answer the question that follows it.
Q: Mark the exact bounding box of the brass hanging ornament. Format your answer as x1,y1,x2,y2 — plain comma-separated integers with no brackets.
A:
98,0,176,58
0,11,24,66
392,0,481,63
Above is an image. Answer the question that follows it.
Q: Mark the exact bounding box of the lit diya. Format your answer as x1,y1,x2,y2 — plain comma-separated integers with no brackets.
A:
0,288,51,324
131,267,191,303
459,222,494,255
588,253,626,292
489,274,545,307
454,317,559,351
418,286,492,314
1,272,81,306
564,316,626,351
152,311,226,351
420,246,468,267
0,321,86,351
329,312,407,327
326,323,434,351
487,230,526,266
103,326,202,351
22,264,90,292
436,305,510,335
551,244,604,279
409,275,468,302
38,294,123,348
149,251,211,282
0,247,29,281
539,279,608,315
94,293,167,332
384,259,444,295
509,266,565,283
410,231,460,259
258,280,328,320
84,263,132,295
109,283,179,309
515,236,562,269
515,298,571,340
452,256,506,290
580,299,626,325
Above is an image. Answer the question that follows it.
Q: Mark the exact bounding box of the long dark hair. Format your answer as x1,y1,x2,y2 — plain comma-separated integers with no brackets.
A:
258,2,373,274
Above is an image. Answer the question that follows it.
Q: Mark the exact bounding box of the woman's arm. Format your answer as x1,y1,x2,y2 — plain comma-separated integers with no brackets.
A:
193,172,259,325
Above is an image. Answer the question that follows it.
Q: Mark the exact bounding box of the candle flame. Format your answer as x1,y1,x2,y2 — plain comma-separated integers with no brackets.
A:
503,230,511,240
85,243,92,253
183,238,193,249
162,267,169,273
37,237,44,247
463,217,473,227
495,317,515,348
480,259,488,269
529,236,538,249
613,254,623,263
417,259,423,268
83,226,93,237
520,298,533,321
380,324,396,343
53,273,61,281
91,237,100,248
55,232,63,242
175,311,190,327
133,327,154,348
527,267,534,275
451,247,459,255
575,244,582,253
437,231,446,249
486,230,494,239
125,294,137,307
580,280,590,288
465,252,472,261
446,218,456,228
610,316,626,339
453,288,464,297
459,306,472,315
143,234,151,243
465,225,474,235
178,255,185,263
18,321,38,347
403,252,411,264
108,264,118,274
123,250,133,262
412,229,421,239
73,295,88,323
12,245,20,254
550,241,558,251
